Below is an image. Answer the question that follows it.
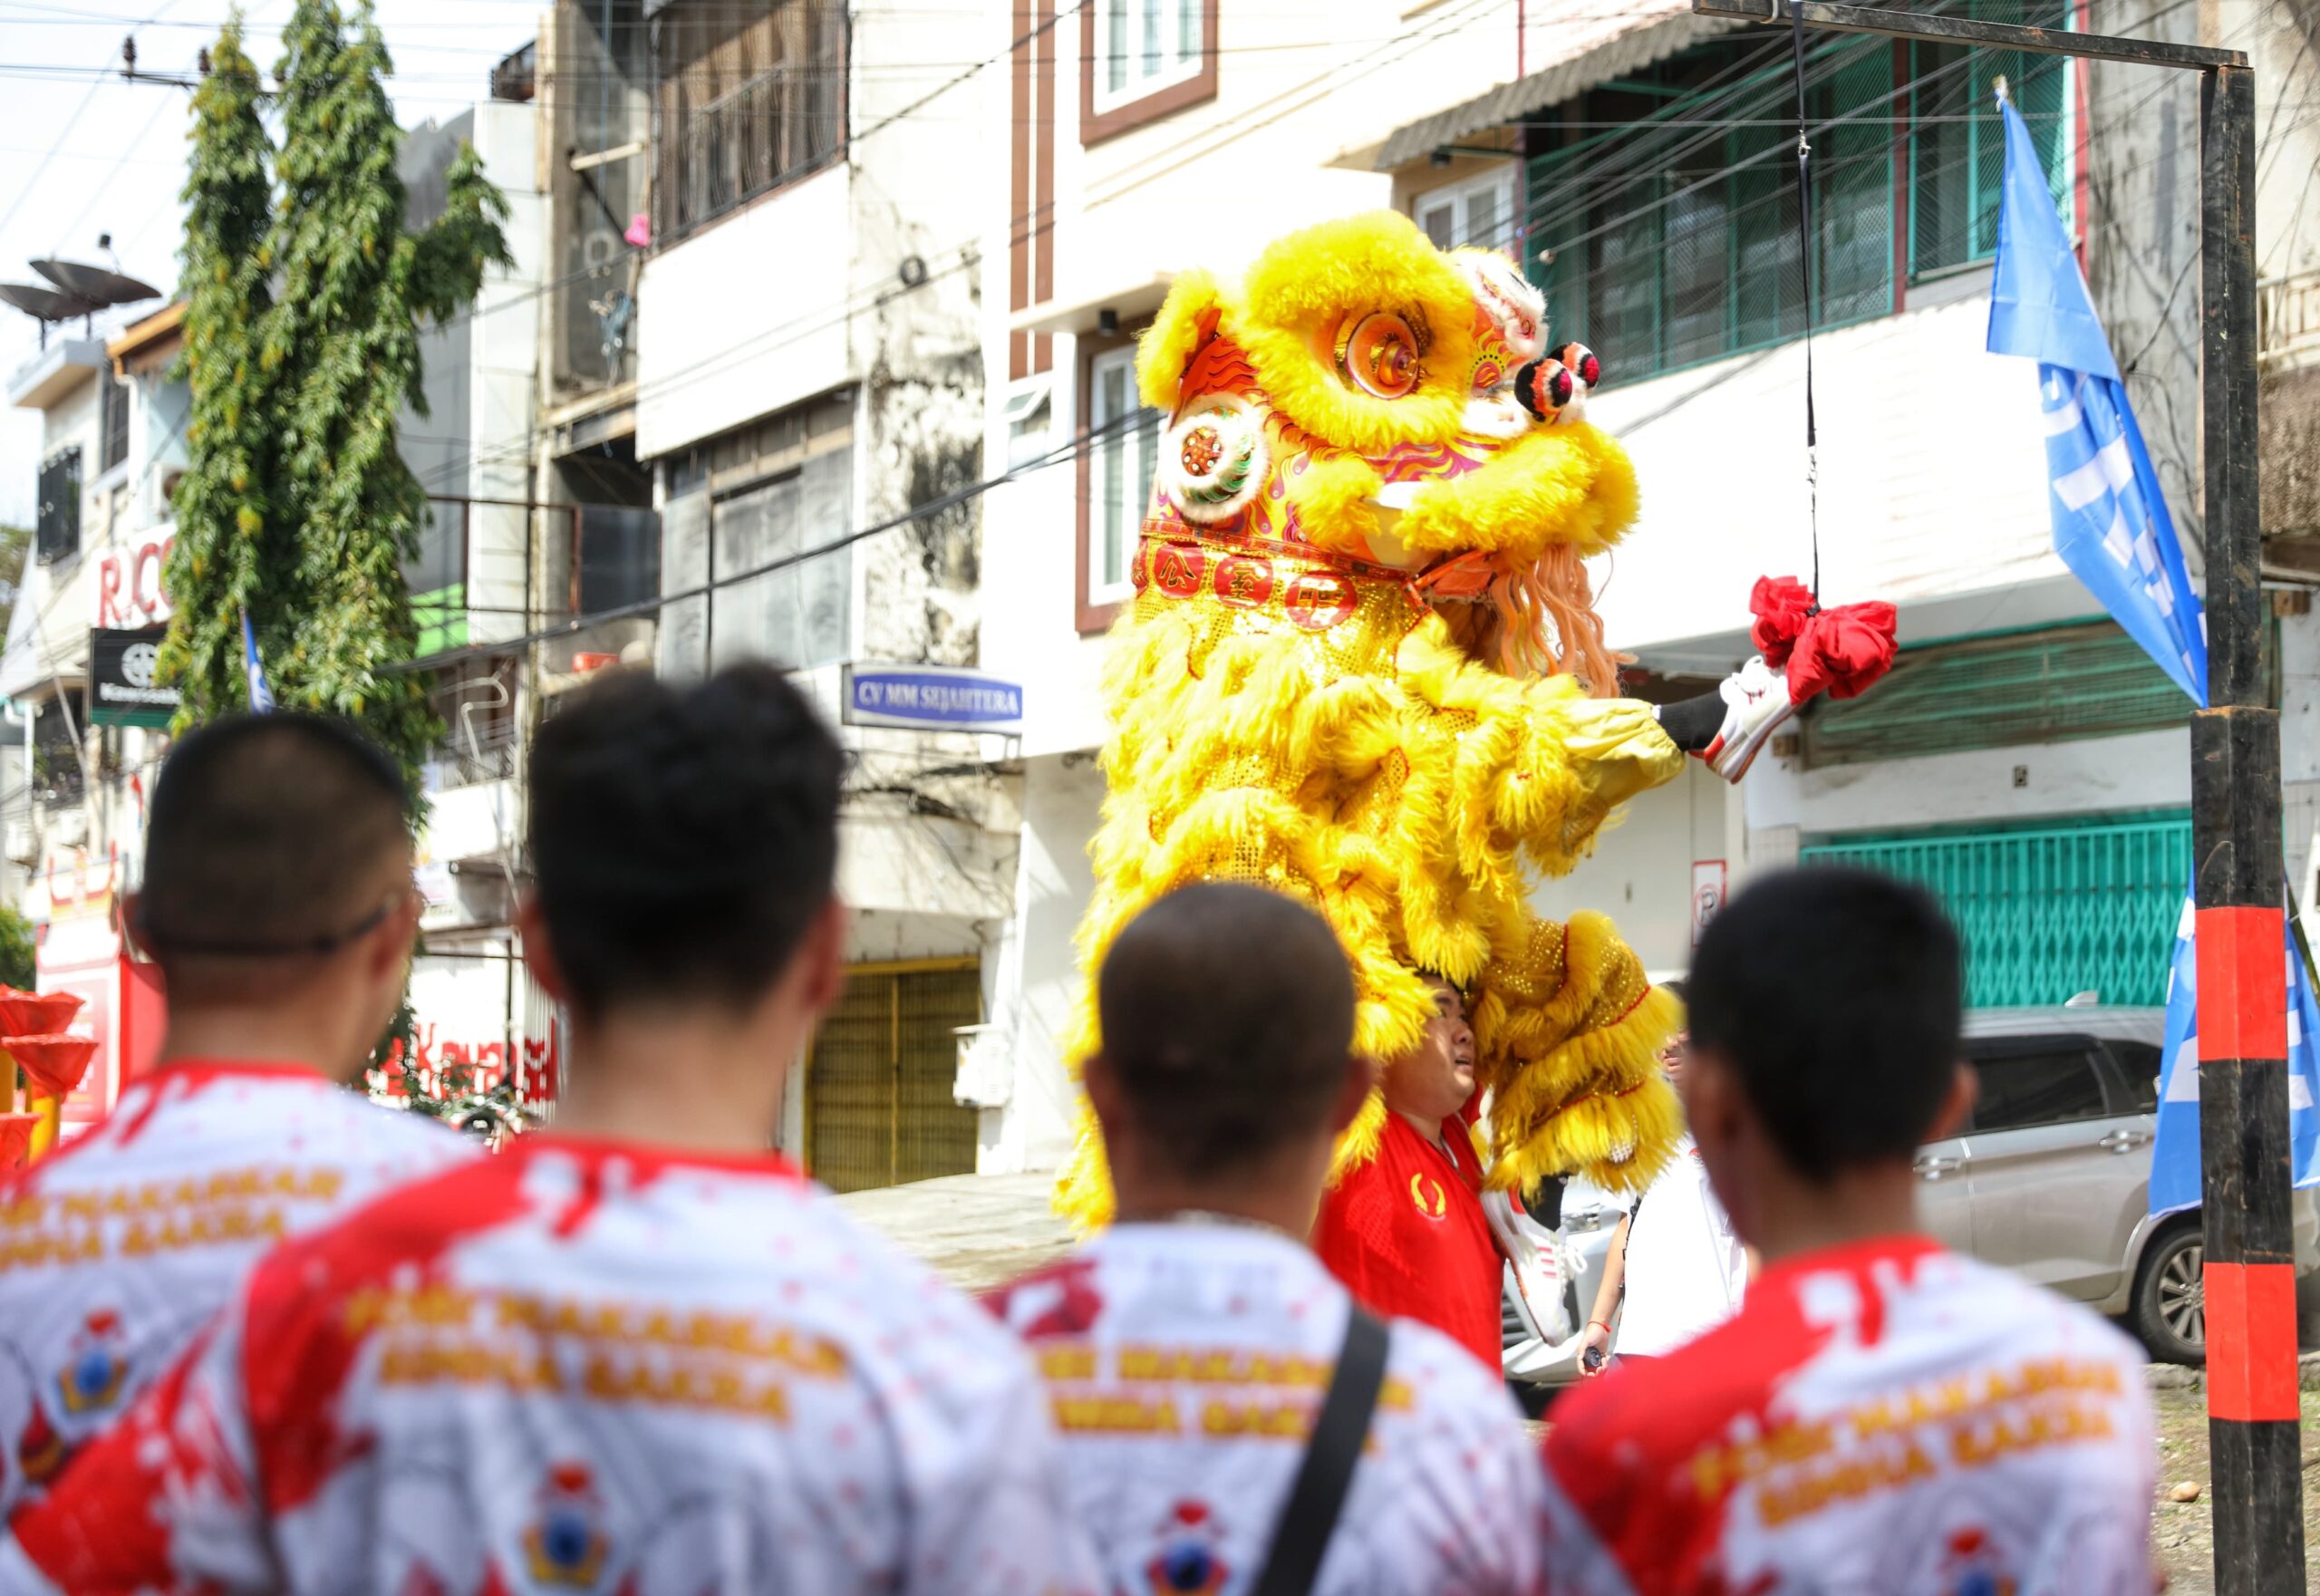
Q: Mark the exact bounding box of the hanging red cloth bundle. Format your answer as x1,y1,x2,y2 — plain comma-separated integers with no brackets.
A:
1750,576,1900,704
0,987,84,1040
6,1035,98,1101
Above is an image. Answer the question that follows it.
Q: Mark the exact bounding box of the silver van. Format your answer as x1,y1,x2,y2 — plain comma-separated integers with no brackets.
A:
1499,1004,2320,1384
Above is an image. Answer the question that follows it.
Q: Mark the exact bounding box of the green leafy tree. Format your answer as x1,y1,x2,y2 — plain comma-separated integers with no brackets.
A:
0,904,35,992
265,0,510,781
163,0,511,787
159,17,278,729
0,523,32,642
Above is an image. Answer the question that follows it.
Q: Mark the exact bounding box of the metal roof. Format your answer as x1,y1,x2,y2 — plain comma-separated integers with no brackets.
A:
1375,4,1729,171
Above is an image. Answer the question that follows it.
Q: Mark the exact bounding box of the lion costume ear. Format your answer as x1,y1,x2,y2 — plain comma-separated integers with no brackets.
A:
1136,267,1223,415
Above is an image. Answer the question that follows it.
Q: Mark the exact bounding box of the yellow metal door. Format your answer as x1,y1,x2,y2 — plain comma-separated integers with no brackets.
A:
805,961,981,1193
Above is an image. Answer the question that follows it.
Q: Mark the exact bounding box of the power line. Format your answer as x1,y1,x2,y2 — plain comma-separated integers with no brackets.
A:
406,16,2236,506
397,405,1147,676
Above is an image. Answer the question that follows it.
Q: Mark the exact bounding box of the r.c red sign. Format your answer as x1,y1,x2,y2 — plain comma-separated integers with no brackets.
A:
94,538,175,629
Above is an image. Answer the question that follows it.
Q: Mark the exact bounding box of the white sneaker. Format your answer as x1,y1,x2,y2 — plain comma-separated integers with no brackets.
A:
1702,655,1795,781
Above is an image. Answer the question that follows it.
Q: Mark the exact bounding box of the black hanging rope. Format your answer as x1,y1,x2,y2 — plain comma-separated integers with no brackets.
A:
1785,0,1822,609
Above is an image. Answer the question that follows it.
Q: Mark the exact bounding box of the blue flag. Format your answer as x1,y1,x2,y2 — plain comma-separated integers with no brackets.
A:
1986,96,2208,706
1981,95,2299,1218
240,609,276,715
2150,889,2320,1216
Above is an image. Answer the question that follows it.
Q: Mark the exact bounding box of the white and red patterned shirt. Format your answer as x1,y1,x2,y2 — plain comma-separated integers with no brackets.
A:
0,1135,1098,1596
0,1059,472,1516
988,1223,1547,1596
1538,1234,2156,1595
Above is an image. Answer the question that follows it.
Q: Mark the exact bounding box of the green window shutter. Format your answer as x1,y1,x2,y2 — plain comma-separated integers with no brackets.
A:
1802,812,2190,1007
1799,619,2262,769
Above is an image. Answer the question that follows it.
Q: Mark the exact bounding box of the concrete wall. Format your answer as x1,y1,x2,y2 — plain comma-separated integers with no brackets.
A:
1590,280,2061,661
403,103,546,646
986,753,1106,1175
846,0,990,672
2085,0,2320,554
1531,762,1740,981
636,169,854,459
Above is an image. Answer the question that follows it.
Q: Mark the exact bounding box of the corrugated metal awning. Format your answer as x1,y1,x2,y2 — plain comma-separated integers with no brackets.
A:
1375,5,1729,170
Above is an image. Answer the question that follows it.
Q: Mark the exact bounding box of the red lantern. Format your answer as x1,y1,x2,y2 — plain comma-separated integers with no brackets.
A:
0,1112,36,1168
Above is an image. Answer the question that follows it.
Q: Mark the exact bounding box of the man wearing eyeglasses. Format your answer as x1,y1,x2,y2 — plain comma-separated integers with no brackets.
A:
0,713,471,1515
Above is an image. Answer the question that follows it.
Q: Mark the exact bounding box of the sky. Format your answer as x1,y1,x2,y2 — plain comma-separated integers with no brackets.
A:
0,0,545,526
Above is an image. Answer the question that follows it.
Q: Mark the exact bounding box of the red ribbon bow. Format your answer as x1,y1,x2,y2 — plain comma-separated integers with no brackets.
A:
1749,576,1899,703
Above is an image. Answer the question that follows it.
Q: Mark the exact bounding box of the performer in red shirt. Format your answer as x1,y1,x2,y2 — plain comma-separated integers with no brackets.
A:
1313,977,1503,1368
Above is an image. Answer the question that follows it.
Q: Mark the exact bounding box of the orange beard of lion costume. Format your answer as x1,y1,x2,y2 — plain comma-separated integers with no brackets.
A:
1052,210,1889,1230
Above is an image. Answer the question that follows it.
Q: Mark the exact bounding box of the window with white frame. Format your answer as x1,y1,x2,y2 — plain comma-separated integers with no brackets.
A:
1088,344,1160,605
1416,169,1518,254
1095,0,1205,111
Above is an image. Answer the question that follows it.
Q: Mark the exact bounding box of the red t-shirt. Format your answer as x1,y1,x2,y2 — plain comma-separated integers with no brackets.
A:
1312,1111,1502,1369
1537,1234,2156,1593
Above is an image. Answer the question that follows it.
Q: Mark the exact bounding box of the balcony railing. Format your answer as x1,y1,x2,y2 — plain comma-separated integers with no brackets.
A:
2259,268,2320,371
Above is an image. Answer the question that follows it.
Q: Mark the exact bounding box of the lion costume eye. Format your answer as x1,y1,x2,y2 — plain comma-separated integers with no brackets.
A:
1339,311,1424,400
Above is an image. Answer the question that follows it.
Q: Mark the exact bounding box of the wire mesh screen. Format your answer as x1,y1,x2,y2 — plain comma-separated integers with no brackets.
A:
1909,1,2072,274
1524,2,2069,384
1803,812,2190,1007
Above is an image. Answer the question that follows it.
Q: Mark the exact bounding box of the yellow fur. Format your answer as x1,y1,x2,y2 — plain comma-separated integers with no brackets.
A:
1136,267,1222,413
1281,452,1386,557
1056,214,1690,1232
1229,212,1476,453
1392,421,1641,563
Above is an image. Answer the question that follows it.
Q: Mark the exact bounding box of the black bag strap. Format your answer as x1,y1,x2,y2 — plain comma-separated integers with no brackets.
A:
1248,1305,1392,1596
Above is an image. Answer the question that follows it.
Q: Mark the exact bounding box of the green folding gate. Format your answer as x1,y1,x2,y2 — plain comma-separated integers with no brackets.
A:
1800,812,2190,1008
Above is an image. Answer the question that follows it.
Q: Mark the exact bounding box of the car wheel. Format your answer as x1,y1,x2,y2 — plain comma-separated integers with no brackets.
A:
2134,1224,2206,1365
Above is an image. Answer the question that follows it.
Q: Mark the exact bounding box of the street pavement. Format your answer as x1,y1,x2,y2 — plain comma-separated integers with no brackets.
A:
837,1169,1075,1293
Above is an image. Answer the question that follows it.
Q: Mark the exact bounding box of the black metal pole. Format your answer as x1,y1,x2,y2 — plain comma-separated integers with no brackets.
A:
1687,2,2296,1582
2193,58,2304,1593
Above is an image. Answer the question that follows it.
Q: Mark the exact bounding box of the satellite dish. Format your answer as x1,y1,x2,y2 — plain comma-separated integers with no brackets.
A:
28,259,159,309
0,283,100,322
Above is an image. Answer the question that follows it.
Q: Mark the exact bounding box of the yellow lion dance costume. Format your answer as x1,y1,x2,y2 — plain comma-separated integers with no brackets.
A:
1057,211,1709,1228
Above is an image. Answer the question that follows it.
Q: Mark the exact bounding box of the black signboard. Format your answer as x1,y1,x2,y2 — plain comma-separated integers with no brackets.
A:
89,626,177,729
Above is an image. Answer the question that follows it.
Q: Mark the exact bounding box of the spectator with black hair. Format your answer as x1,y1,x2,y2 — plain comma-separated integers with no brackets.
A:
1539,868,2155,1594
1312,973,1507,1369
0,713,473,1518
989,884,1544,1596
1576,977,1751,1375
4,665,1097,1596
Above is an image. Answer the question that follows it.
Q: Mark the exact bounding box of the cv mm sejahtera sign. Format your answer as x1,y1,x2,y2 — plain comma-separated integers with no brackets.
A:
841,664,1023,733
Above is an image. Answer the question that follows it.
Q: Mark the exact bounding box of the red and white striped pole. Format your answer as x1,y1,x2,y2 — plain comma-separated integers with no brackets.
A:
2195,60,2306,1591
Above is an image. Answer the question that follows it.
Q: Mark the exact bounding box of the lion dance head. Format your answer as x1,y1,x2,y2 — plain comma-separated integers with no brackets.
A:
1056,210,1685,1230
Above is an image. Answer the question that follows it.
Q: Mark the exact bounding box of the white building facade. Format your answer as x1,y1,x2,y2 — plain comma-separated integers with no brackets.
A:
619,0,1020,1187
1,302,187,1132
970,0,2320,1175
